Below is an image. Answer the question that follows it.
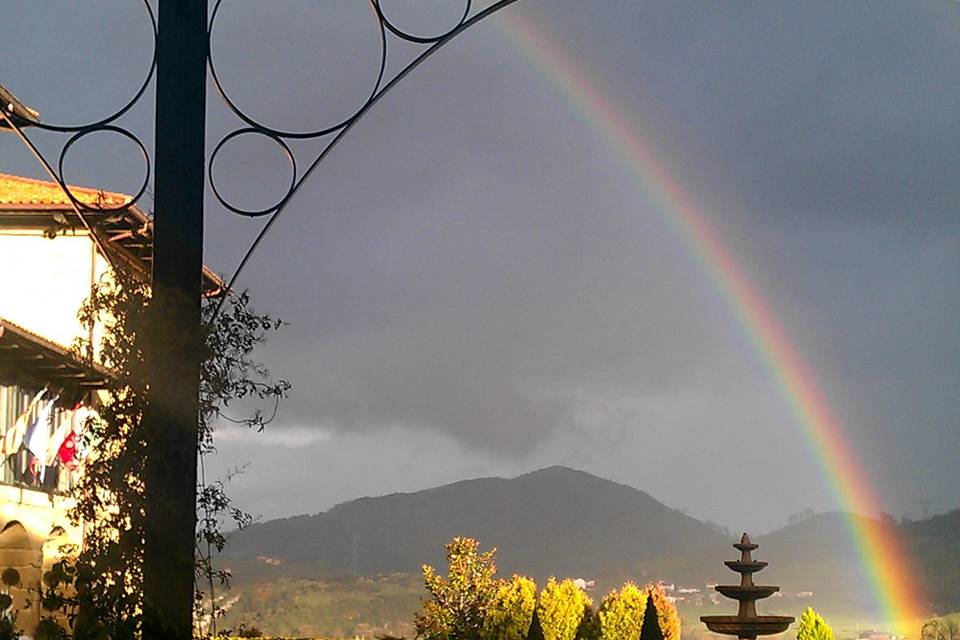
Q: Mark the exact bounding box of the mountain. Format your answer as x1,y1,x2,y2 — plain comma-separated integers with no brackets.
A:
626,512,887,616
217,474,959,636
222,466,729,579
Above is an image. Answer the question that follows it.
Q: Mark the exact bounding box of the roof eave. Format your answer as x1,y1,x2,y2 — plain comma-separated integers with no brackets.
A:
0,318,110,392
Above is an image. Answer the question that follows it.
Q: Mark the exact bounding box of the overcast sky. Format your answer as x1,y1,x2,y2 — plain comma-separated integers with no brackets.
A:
2,0,958,533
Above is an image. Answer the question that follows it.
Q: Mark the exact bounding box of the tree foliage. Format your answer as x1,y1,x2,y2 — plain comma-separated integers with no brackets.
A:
43,270,151,640
413,539,684,640
537,578,590,640
644,584,679,640
597,583,646,640
796,608,834,640
415,537,500,640
28,267,288,640
922,615,960,640
482,576,537,640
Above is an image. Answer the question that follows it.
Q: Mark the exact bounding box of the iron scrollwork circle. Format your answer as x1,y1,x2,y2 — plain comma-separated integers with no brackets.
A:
209,0,524,322
57,125,151,212
209,128,298,218
207,0,388,140
28,0,157,133
372,0,471,44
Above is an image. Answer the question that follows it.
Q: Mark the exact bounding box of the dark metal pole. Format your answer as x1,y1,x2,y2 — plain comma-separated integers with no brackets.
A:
142,1,207,639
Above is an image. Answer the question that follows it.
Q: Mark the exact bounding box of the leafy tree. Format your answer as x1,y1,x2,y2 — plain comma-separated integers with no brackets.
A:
922,614,960,640
415,537,500,640
32,267,288,640
482,576,537,640
796,608,835,640
537,578,590,640
644,583,679,640
597,583,646,640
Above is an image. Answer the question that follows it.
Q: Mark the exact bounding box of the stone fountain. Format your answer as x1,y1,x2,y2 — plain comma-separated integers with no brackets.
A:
701,533,794,640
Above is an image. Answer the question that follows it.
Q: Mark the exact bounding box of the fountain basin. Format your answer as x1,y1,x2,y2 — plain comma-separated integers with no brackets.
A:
715,585,779,600
700,615,794,638
724,560,768,573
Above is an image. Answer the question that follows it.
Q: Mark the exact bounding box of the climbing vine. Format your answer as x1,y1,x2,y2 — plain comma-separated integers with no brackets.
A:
14,266,289,640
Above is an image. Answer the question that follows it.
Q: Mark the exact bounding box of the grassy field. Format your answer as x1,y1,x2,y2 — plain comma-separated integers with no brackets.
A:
213,568,929,640
215,573,422,639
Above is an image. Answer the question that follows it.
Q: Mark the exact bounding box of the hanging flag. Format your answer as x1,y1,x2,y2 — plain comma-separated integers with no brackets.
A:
2,388,46,456
57,431,79,470
47,412,73,467
2,411,27,457
72,404,97,435
72,404,95,461
55,403,96,470
25,395,56,460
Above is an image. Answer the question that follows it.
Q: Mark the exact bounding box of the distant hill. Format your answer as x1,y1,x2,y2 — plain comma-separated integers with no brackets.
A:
634,512,884,611
218,473,959,637
222,466,728,579
638,509,960,616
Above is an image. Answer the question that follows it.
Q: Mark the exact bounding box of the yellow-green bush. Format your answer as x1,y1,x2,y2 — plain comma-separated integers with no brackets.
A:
796,608,834,640
537,578,591,640
482,575,537,640
415,537,500,640
597,583,647,640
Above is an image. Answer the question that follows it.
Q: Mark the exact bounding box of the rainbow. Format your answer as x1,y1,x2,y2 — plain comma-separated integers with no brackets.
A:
493,12,927,633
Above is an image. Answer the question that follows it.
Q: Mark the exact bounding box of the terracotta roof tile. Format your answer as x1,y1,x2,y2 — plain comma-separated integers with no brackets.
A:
0,172,131,209
0,172,226,295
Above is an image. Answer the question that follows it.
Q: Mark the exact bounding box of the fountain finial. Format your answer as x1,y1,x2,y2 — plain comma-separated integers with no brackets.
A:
701,534,794,640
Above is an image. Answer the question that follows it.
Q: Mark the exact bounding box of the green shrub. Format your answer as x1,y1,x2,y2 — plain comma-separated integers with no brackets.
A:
796,608,834,640
537,578,591,640
482,575,537,640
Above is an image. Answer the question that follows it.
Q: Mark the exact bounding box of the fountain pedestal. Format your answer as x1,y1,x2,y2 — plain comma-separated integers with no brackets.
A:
701,534,794,640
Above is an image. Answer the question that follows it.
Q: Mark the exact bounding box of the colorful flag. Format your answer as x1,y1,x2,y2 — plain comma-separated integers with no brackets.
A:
2,388,46,456
47,413,73,467
55,403,95,470
57,431,79,470
25,394,56,460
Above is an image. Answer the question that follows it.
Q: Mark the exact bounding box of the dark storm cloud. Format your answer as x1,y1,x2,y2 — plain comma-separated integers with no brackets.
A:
242,165,732,452
716,3,960,226
4,1,958,524
221,0,960,458
538,1,960,228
